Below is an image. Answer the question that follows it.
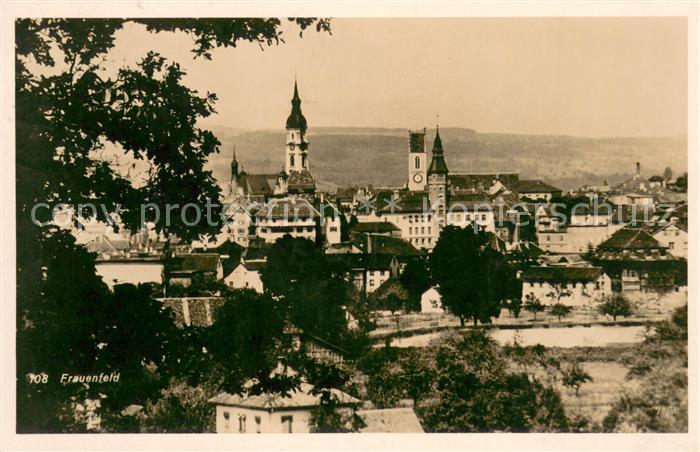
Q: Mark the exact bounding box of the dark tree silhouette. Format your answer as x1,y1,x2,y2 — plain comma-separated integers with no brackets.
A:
15,18,330,431
430,226,510,326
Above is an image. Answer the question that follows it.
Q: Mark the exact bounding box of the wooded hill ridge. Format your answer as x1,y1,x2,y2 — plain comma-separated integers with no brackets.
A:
205,125,687,193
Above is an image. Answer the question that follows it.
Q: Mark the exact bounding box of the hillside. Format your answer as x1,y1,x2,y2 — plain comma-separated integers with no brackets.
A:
205,125,687,193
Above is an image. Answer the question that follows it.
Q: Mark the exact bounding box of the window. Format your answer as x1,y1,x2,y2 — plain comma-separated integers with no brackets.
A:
255,416,261,434
290,155,295,167
369,279,375,287
281,415,293,433
669,242,675,249
415,155,421,170
238,414,246,433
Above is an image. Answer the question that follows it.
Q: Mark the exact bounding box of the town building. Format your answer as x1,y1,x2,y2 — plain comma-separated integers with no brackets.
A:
95,257,163,290
224,261,264,292
255,198,320,243
646,222,688,259
168,253,224,286
420,286,444,314
520,266,612,306
210,368,360,434
535,204,622,254
517,179,563,202
592,227,684,293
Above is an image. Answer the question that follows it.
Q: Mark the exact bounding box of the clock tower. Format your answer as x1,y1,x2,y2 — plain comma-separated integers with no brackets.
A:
408,128,427,192
285,80,309,175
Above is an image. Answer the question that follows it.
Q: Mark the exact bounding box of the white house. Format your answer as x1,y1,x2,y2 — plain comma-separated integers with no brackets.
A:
224,262,264,293
648,222,688,259
95,258,163,290
209,376,359,433
520,266,612,307
421,286,444,314
255,198,319,244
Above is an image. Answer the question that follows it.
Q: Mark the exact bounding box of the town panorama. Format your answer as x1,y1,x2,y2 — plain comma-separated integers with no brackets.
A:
13,16,690,438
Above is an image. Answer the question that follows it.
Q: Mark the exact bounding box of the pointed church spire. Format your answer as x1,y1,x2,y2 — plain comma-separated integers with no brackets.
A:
433,125,443,153
230,143,238,180
286,79,307,130
428,126,448,175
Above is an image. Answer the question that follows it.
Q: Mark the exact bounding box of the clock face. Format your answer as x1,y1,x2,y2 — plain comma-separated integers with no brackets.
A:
289,143,296,150
412,173,423,184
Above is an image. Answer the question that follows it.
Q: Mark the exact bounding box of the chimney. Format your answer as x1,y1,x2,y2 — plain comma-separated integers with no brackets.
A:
635,162,640,176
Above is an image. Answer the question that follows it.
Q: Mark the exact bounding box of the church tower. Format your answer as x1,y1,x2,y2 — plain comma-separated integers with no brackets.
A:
230,144,239,181
285,80,309,175
408,128,427,191
226,143,240,199
428,126,449,226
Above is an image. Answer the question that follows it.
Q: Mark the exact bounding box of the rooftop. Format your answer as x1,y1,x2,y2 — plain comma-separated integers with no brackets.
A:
521,266,605,283
598,228,666,251
517,179,562,194
209,383,360,411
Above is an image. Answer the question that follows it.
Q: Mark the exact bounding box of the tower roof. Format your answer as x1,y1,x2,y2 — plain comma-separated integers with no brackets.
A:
286,80,308,130
428,128,449,175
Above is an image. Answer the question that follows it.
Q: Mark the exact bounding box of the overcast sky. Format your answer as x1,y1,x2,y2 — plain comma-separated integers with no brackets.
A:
109,17,687,137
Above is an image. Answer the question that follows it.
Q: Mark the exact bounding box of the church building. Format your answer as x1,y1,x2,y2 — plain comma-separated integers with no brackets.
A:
225,81,316,202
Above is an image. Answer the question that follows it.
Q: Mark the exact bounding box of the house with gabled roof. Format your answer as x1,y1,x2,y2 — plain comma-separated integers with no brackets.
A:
209,366,360,434
517,179,563,202
643,222,688,259
168,253,224,287
592,227,684,293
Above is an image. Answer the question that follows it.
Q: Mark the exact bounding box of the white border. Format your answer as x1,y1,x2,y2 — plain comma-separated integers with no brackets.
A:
1,2,698,451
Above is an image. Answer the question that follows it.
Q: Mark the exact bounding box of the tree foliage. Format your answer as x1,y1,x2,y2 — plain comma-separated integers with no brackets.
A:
259,235,369,357
15,17,331,432
550,303,573,323
599,294,632,322
430,226,512,326
524,294,545,320
419,331,568,432
399,258,431,312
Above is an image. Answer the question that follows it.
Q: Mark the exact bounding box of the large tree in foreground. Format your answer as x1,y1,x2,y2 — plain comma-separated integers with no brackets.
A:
429,225,513,326
419,331,568,432
16,18,330,432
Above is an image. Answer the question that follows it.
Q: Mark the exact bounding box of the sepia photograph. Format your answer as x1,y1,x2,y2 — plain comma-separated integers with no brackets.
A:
1,2,698,450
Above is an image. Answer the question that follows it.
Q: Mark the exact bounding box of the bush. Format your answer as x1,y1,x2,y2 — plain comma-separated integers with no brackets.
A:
598,294,632,322
524,294,545,321
550,303,572,322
